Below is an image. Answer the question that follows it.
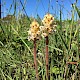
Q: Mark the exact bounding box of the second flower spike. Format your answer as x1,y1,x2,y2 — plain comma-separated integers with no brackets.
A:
42,13,54,26
41,13,56,37
28,20,40,41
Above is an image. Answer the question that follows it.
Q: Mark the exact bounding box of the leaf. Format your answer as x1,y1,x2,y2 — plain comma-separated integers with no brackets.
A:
49,46,63,52
51,66,60,74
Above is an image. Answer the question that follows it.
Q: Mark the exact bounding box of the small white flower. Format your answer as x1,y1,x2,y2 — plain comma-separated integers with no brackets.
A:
41,33,48,37
27,30,31,35
40,26,45,31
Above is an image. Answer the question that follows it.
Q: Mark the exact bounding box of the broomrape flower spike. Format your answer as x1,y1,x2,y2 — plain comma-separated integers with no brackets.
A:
28,20,40,41
41,13,55,37
28,20,40,80
42,13,54,26
41,13,55,79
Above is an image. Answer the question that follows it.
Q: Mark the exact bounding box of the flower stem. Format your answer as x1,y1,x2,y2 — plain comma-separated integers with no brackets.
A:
33,38,39,80
45,36,49,79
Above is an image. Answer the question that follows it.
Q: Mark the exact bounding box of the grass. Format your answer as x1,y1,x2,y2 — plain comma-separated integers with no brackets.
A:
0,0,80,80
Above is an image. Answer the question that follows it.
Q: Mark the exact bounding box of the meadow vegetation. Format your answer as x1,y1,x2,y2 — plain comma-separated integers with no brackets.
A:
0,0,80,80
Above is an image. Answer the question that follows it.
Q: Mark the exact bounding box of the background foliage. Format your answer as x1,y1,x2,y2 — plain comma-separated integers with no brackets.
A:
0,0,80,80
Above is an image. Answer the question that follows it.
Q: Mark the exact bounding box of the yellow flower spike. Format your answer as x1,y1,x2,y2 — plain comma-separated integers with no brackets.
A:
41,13,56,37
42,13,54,26
28,20,40,41
28,20,40,79
42,13,56,79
